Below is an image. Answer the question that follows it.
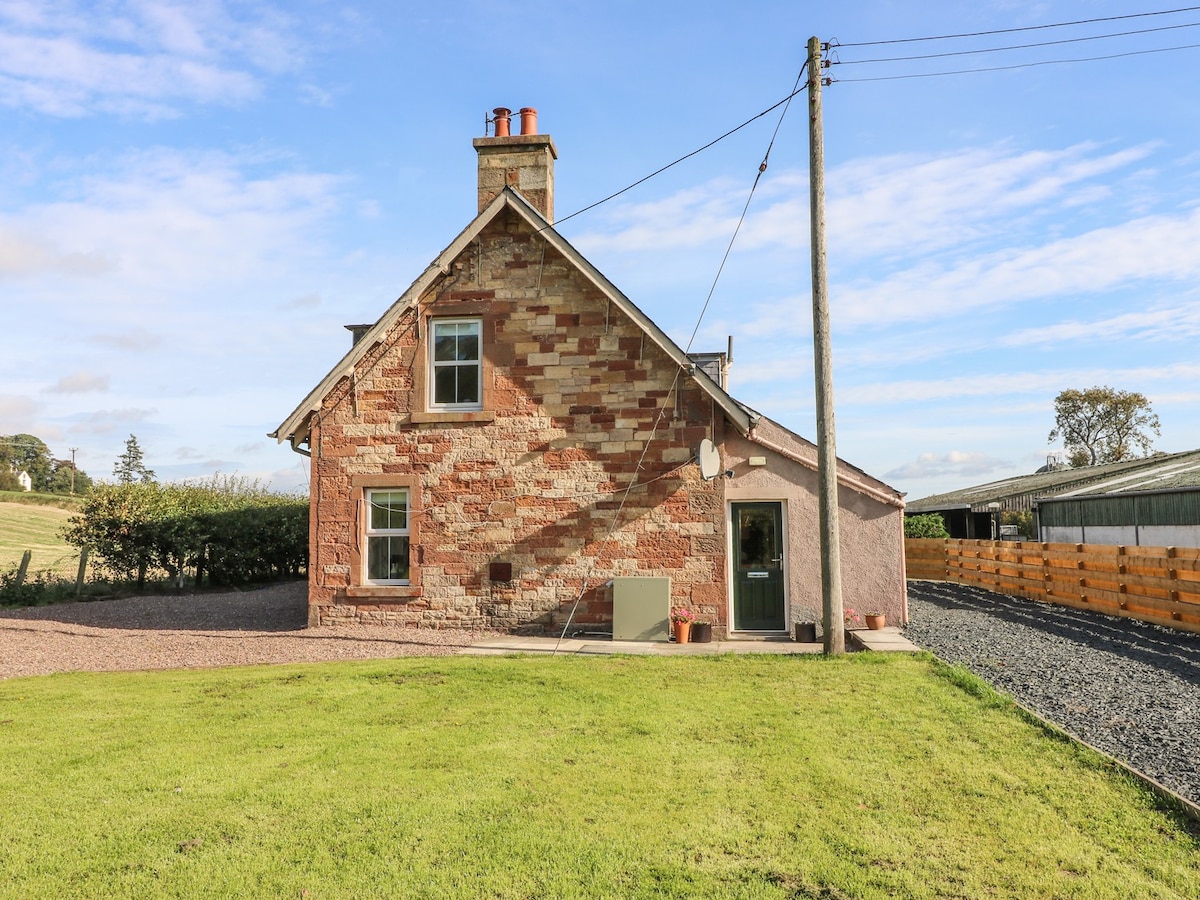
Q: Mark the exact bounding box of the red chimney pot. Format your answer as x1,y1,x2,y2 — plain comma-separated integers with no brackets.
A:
519,107,538,135
492,107,511,137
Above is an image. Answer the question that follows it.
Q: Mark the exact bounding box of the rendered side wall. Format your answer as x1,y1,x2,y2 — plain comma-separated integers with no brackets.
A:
722,426,907,629
306,209,728,630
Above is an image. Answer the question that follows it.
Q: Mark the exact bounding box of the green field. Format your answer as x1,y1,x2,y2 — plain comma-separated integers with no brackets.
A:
0,500,78,576
1,653,1195,898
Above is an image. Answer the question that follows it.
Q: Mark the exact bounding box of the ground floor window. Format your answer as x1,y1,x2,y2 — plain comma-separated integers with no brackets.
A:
366,488,410,584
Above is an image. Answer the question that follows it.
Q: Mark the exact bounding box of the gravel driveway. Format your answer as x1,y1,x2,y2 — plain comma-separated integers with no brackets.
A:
905,580,1200,809
0,582,493,679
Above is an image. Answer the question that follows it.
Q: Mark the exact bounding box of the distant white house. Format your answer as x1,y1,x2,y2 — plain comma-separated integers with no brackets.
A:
17,470,31,492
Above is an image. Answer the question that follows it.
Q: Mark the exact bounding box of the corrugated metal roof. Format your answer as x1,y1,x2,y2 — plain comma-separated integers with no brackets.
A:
906,449,1200,513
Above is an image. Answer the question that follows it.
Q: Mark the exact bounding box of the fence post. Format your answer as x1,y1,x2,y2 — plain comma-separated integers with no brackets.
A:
75,548,89,597
15,550,32,588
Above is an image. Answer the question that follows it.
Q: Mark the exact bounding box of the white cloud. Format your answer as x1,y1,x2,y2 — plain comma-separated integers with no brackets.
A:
0,0,302,118
47,371,110,394
0,228,110,277
885,450,1013,482
284,292,322,310
1,147,342,315
573,142,1156,261
68,408,156,435
574,179,745,254
1000,299,1200,347
821,143,1153,262
0,393,37,431
838,363,1200,406
834,206,1200,327
89,329,164,352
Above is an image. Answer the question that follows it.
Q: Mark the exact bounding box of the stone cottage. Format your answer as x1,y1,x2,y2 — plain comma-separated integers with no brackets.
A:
271,107,907,636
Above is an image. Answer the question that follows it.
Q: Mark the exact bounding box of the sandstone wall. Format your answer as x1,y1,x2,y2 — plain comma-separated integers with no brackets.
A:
307,209,726,630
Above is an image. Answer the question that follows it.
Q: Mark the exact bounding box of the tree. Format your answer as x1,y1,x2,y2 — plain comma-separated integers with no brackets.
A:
47,459,93,495
0,468,20,492
113,434,156,484
1048,386,1160,468
0,434,53,491
1002,510,1035,540
904,513,950,539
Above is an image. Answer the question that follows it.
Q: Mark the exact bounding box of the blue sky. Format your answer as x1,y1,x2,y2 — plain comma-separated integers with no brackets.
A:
2,1,1199,500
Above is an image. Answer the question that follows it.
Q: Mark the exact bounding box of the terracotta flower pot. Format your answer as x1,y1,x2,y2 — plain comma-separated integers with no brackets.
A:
865,614,886,630
673,621,691,644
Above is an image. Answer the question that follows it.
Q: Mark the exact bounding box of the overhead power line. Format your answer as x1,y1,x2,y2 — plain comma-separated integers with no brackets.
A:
554,82,808,228
837,19,1200,65
833,41,1200,82
834,4,1200,47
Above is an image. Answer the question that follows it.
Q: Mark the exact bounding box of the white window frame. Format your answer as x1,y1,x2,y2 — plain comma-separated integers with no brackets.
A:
364,488,411,585
429,317,483,411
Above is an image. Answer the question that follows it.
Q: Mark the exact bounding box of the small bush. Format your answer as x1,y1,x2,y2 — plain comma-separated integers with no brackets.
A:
0,566,61,607
904,513,951,539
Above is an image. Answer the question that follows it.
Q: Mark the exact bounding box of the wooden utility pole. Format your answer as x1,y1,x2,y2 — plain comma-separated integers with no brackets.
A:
808,35,846,655
69,447,78,494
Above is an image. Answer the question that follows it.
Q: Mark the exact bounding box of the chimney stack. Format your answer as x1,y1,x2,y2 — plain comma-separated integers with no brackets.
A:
474,105,557,222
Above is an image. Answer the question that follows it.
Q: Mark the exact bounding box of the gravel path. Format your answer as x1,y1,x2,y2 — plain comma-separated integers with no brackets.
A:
905,580,1200,808
0,582,496,680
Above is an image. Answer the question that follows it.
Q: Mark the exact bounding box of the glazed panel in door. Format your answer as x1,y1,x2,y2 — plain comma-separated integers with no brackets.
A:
732,501,786,631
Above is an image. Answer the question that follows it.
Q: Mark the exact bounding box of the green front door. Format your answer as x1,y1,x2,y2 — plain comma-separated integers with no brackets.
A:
732,501,786,631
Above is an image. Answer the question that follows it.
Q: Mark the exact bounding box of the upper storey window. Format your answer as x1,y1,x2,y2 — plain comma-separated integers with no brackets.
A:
430,318,482,410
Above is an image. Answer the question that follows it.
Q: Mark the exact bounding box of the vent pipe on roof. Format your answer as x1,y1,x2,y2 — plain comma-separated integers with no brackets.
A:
519,107,538,135
492,107,512,137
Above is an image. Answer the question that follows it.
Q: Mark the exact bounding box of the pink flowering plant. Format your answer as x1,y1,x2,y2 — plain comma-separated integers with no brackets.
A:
670,607,695,625
844,608,862,628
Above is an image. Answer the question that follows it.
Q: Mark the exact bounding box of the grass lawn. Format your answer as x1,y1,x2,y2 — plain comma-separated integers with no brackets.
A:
0,501,78,576
1,653,1196,898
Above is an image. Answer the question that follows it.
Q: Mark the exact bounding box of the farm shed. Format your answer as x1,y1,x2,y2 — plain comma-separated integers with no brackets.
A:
1035,451,1200,547
907,449,1200,546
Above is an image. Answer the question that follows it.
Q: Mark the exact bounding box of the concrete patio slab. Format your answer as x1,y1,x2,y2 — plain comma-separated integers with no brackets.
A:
460,626,919,656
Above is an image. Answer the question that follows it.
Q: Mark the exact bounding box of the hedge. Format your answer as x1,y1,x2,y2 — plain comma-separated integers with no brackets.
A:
62,476,307,588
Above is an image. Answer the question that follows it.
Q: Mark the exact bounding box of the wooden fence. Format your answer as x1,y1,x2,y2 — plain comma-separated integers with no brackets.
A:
906,538,1200,634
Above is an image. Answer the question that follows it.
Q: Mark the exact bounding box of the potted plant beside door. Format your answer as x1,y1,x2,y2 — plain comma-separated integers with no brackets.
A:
844,608,863,645
670,608,695,644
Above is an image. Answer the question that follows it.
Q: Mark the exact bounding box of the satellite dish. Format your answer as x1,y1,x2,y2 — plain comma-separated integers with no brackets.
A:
697,439,722,480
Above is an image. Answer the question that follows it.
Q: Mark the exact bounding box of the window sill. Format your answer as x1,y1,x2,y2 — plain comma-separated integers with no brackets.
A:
346,585,423,599
410,410,495,424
